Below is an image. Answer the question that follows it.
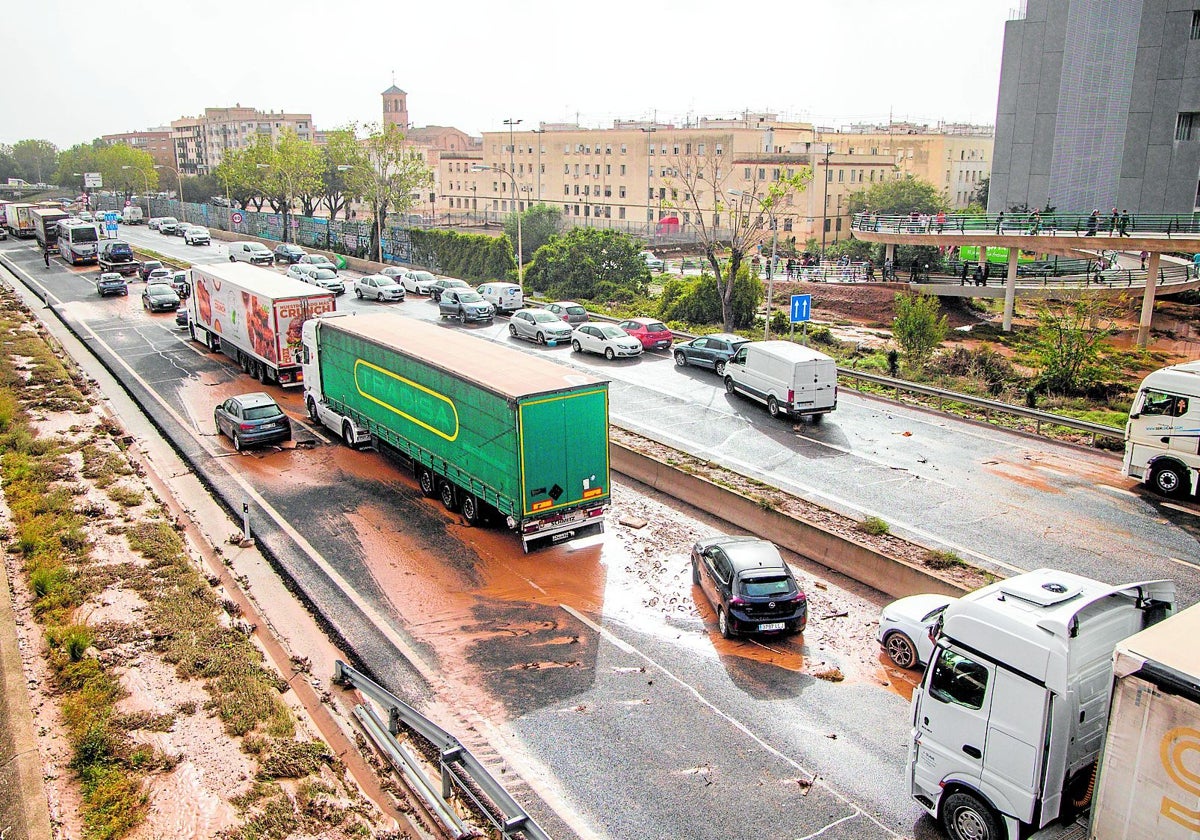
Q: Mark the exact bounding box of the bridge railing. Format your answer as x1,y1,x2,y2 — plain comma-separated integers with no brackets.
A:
852,211,1200,238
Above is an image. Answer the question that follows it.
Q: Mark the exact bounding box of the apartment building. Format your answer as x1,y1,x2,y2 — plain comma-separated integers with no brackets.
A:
822,122,994,209
438,112,899,244
98,128,177,170
170,106,314,175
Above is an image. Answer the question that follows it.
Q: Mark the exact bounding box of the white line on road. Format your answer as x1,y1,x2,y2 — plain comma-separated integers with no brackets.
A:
1163,502,1200,517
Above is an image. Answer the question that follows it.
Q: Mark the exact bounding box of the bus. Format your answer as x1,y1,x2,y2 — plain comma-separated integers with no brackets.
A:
55,219,100,265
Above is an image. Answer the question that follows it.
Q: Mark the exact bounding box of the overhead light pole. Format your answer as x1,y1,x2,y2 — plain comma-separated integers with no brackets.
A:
640,126,657,237
121,165,152,221
155,164,186,226
732,190,778,339
819,143,833,262
473,164,521,283
503,118,521,212
532,128,544,203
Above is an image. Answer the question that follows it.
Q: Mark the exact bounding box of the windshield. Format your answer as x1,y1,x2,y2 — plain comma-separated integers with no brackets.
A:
643,322,667,332
314,269,337,280
249,244,270,253
162,217,177,224
413,272,435,282
532,312,559,323
458,291,484,303
107,244,132,256
566,306,586,315
147,284,175,296
191,227,208,234
71,227,98,243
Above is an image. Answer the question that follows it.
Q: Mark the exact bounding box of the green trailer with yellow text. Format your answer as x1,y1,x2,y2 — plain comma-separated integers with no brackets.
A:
301,313,610,551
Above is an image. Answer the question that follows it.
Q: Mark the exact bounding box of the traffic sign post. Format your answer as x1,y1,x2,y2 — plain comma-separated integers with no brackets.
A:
231,211,244,225
790,293,812,343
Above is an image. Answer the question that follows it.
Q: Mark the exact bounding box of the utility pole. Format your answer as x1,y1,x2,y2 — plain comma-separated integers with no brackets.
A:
532,128,544,203
820,143,833,262
504,118,521,213
640,126,657,237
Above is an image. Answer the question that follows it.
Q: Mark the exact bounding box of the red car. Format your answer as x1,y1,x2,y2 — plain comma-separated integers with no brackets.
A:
618,317,673,351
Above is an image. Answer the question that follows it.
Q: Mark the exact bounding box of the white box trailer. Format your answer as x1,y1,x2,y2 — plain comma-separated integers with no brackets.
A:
1090,603,1200,840
188,263,336,387
1122,361,1200,498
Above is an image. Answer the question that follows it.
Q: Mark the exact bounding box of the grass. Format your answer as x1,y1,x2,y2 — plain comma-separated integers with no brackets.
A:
857,516,890,536
924,549,967,571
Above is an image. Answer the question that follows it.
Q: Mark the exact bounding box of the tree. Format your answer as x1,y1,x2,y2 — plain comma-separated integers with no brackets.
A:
847,176,946,216
506,204,562,264
525,227,650,301
972,176,989,209
349,124,433,262
53,144,100,191
1032,297,1122,395
10,139,58,184
0,147,16,184
258,129,322,243
666,144,810,331
892,292,948,369
318,127,368,222
96,144,157,198
215,145,270,211
180,174,220,203
658,265,761,328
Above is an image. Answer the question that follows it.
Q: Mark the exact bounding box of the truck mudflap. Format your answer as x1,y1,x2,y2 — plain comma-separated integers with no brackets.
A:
519,505,607,553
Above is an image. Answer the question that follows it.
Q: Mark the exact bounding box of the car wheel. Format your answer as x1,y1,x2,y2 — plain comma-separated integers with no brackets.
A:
232,432,243,452
725,376,736,394
536,332,546,345
572,340,582,353
883,632,918,669
306,397,318,423
717,608,734,639
605,348,615,360
768,396,780,417
355,288,363,298
229,255,235,262
942,791,1003,840
439,479,458,511
691,560,700,585
674,351,687,367
416,467,437,497
509,324,518,337
1150,463,1188,498
461,493,480,525
715,361,727,376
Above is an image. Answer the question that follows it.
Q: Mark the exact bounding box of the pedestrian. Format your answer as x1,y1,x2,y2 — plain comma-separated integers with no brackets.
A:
1119,210,1130,237
995,211,1004,234
1086,209,1099,236
936,210,946,233
884,257,893,281
1140,250,1148,270
1028,210,1041,235
960,262,969,285
973,265,984,286
865,259,874,281
42,247,50,268
910,258,920,281
1109,207,1119,235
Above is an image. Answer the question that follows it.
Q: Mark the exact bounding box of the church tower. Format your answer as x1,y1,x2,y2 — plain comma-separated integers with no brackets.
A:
382,85,409,132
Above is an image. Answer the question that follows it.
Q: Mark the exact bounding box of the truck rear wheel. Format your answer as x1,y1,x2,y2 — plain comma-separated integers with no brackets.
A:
461,493,481,525
768,396,780,417
942,791,1003,840
439,480,458,512
417,467,437,497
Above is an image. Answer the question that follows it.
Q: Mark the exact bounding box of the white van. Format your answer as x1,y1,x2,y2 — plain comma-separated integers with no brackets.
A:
1122,360,1200,497
122,206,144,225
227,241,274,266
476,281,524,313
724,340,837,420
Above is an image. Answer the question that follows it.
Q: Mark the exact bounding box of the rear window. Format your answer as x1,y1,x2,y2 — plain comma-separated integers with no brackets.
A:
243,405,283,421
644,322,667,332
739,575,794,598
566,306,586,315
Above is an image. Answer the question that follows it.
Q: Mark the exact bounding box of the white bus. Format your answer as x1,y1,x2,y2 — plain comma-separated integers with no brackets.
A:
55,219,100,265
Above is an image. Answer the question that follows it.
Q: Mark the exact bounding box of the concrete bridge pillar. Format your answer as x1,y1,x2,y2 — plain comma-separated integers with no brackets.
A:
884,242,895,264
1002,249,1019,331
1137,251,1161,347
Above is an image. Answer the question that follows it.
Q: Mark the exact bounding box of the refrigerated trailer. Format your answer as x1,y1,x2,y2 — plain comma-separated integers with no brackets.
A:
4,202,34,237
188,263,336,387
302,313,611,550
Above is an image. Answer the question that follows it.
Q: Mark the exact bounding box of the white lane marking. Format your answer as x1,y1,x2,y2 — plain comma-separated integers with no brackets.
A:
795,811,864,840
1169,557,1200,571
1097,484,1139,498
559,604,895,839
1163,502,1200,517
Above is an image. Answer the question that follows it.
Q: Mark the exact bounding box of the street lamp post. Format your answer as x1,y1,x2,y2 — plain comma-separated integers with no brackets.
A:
121,165,152,222
819,143,833,262
473,164,521,283
504,118,521,212
532,128,544,203
155,165,185,226
732,190,778,339
640,126,657,237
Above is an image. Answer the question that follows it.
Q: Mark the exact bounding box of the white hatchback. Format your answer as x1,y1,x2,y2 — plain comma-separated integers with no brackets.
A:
570,323,644,359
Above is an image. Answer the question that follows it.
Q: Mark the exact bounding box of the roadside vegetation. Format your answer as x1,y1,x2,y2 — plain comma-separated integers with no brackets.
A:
0,288,381,838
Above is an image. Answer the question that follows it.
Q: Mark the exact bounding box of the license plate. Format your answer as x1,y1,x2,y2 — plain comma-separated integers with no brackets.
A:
758,622,786,632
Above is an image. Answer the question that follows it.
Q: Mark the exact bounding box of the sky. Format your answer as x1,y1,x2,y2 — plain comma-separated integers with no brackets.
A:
1,0,1018,149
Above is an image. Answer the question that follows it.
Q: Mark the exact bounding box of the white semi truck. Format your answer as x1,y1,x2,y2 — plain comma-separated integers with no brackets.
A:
907,568,1178,840
1122,360,1200,498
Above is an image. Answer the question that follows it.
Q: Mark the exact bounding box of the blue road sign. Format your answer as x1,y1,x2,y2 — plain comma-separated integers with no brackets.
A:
790,293,812,323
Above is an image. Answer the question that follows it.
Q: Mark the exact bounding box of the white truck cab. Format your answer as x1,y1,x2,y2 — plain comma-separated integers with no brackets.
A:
301,315,372,448
909,569,1174,840
1123,361,1200,497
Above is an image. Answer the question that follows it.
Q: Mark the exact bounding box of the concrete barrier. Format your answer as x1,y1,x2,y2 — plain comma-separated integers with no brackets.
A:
611,442,968,599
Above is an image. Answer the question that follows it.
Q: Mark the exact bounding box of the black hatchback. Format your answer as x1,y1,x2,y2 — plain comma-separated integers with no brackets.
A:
691,535,807,638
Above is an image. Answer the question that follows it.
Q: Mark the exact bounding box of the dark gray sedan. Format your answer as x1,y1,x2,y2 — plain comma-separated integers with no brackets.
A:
214,392,291,452
673,333,750,376
141,282,181,312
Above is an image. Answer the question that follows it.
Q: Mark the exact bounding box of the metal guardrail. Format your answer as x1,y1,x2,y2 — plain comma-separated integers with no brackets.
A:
852,211,1200,238
334,660,553,840
836,368,1124,445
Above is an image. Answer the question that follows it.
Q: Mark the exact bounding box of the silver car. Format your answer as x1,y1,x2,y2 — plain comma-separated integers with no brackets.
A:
571,323,644,359
355,274,405,301
545,301,589,325
301,268,345,295
509,308,573,345
399,269,438,295
438,288,494,322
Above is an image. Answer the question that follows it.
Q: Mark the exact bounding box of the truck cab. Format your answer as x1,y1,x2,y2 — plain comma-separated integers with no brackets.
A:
1123,361,1200,498
301,316,372,448
909,569,1174,840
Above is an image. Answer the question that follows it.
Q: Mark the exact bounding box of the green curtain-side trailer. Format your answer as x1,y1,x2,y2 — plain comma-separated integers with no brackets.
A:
312,314,610,549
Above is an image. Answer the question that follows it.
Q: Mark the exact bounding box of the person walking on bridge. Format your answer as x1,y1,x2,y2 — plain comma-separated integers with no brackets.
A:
1119,210,1131,237
1086,209,1099,236
1109,208,1119,235
936,210,946,233
1028,210,1042,235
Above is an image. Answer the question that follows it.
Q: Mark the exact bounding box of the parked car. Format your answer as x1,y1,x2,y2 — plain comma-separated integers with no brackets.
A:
476,281,524,314
158,217,179,234
228,241,274,266
429,278,470,302
571,323,644,359
175,308,189,328
184,225,211,245
438,288,494,322
146,268,173,285
273,243,306,264
691,535,808,638
285,264,319,283
618,317,673,351
545,301,589,325
138,260,164,281
300,268,345,295
147,217,165,230
378,266,409,283
95,272,128,297
640,250,665,272
169,270,190,298
213,392,291,452
672,333,749,376
399,269,438,295
508,308,573,345
77,211,94,223
877,594,955,669
0,227,8,241
354,274,405,301
172,222,191,237
298,253,338,273
142,282,181,312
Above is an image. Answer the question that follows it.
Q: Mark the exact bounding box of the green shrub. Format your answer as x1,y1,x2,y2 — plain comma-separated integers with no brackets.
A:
858,516,890,536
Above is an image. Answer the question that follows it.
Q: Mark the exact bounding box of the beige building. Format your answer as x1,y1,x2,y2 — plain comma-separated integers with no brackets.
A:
170,106,315,175
438,112,901,246
820,122,994,209
98,128,177,170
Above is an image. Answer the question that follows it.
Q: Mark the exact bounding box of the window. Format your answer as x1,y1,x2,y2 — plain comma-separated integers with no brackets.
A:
773,168,780,181
715,144,723,155
604,186,611,197
673,145,680,155
619,207,626,219
660,144,667,155
838,169,844,182
758,167,766,180
1177,113,1199,141
605,145,612,155
649,145,655,155
1139,390,1189,417
584,185,590,196
648,188,654,200
928,650,988,710
621,144,627,153
564,164,570,174
574,185,580,195
698,143,706,155
744,167,752,179
606,164,611,175
620,164,627,176
585,164,591,175
783,218,793,231
619,186,626,198
563,204,571,215
564,185,570,196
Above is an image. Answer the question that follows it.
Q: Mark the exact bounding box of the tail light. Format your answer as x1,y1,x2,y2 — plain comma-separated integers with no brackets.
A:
239,423,255,431
729,596,747,607
786,388,794,405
